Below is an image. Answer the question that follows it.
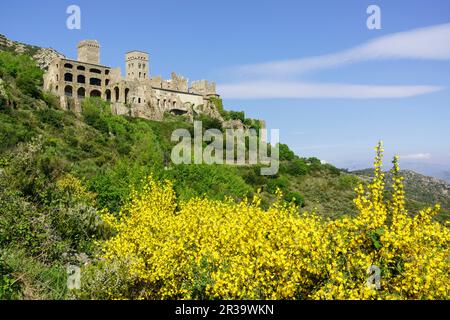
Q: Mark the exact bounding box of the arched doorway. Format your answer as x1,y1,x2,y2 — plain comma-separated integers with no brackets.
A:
124,88,130,104
77,87,85,99
105,89,111,102
64,85,73,97
114,87,119,102
90,90,101,98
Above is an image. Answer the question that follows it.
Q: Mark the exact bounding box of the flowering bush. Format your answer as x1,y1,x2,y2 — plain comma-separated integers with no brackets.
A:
85,143,449,300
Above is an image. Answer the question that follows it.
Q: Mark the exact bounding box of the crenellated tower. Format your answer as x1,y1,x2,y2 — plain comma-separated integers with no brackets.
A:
125,51,149,80
77,40,100,65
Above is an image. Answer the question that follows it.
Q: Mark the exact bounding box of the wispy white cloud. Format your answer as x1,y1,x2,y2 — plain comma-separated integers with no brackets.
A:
401,153,432,160
218,81,443,99
219,23,449,100
232,23,450,78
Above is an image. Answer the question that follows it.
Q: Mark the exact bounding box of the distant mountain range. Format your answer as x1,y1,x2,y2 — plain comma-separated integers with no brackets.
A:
399,162,450,184
342,160,450,184
352,168,450,221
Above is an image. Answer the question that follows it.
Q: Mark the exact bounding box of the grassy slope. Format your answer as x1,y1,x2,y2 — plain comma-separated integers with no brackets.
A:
1,48,449,299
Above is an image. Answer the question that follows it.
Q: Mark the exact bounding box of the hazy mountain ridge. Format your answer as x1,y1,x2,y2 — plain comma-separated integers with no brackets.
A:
352,168,450,219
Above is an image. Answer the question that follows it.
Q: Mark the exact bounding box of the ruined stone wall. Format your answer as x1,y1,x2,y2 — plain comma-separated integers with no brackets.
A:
190,80,217,96
43,39,222,122
44,57,114,111
152,88,203,114
170,72,188,92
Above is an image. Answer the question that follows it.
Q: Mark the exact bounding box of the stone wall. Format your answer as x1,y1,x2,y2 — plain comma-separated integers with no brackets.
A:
43,39,221,122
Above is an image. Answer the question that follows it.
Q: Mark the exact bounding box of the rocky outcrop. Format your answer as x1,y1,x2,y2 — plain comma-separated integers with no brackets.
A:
0,34,65,70
33,48,65,70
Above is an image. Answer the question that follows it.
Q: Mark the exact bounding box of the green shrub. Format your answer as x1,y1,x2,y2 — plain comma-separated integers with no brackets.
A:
195,114,222,131
165,164,252,202
266,177,288,194
0,249,67,300
81,97,112,133
0,51,43,99
338,174,360,189
224,110,245,122
0,256,22,300
281,158,309,176
37,108,64,129
240,165,268,187
278,144,295,161
284,191,305,207
41,91,60,109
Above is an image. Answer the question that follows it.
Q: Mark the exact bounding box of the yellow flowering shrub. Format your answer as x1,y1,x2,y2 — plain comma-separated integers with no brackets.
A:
55,173,96,206
94,143,449,300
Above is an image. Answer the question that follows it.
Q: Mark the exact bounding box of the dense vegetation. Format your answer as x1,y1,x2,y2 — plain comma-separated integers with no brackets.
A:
0,51,448,299
77,148,449,299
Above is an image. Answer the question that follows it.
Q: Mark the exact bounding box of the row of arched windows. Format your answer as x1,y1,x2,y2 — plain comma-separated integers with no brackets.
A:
64,85,100,98
63,85,129,103
64,63,109,75
157,99,178,108
64,73,102,86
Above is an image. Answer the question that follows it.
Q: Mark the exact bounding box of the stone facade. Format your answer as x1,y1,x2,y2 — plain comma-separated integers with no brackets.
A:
43,40,221,121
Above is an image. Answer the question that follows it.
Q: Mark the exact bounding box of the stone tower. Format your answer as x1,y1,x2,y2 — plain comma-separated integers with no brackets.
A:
77,40,100,65
126,51,149,80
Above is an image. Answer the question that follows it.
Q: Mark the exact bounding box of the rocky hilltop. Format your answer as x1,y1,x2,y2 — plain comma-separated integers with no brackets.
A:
0,34,65,70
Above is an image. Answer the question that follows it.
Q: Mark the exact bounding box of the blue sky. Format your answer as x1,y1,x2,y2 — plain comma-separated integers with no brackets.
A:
1,0,449,174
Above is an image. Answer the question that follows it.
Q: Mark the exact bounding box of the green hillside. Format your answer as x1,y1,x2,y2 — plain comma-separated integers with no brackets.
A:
0,48,448,299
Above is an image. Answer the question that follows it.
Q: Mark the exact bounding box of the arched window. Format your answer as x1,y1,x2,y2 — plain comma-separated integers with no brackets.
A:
114,87,120,102
105,70,110,75
138,97,141,104
173,101,177,108
139,72,141,78
90,90,101,98
105,79,110,86
64,73,73,82
64,63,73,69
124,88,129,104
77,75,85,84
77,66,85,71
90,78,101,86
106,89,111,102
89,68,102,74
77,87,86,99
64,85,73,97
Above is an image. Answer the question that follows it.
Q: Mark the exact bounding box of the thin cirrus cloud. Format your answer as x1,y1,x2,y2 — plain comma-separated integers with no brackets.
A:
218,81,442,99
232,23,450,78
400,153,432,160
218,23,450,100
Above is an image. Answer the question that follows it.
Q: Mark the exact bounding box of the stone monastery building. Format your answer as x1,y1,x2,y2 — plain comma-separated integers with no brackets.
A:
43,40,221,121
